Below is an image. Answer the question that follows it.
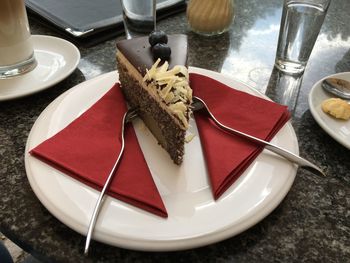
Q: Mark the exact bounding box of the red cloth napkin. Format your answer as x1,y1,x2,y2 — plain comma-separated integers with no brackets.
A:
190,73,290,200
30,84,167,218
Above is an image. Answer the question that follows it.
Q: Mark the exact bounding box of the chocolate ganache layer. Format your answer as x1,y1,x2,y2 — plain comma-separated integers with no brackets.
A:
116,34,188,76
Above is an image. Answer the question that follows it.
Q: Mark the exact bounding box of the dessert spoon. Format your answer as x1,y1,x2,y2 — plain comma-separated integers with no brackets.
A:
322,78,350,100
192,96,325,177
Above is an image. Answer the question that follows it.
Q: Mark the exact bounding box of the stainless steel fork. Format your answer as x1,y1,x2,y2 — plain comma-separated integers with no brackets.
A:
192,96,325,177
84,108,138,255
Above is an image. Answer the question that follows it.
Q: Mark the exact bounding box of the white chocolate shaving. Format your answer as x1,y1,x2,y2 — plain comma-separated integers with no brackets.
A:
185,133,195,143
143,59,192,128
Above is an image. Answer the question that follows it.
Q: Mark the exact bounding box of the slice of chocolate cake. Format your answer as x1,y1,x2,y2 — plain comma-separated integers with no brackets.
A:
116,33,192,164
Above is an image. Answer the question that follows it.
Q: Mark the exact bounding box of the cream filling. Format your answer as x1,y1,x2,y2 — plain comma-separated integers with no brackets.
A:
117,51,192,130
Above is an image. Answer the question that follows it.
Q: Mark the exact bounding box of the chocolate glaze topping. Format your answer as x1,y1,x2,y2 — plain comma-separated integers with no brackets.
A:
116,34,188,76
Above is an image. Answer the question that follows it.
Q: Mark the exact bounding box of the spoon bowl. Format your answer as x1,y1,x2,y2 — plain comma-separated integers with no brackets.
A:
322,78,350,100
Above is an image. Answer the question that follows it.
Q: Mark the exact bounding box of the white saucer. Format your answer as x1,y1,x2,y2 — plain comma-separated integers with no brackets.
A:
308,72,350,149
0,35,80,101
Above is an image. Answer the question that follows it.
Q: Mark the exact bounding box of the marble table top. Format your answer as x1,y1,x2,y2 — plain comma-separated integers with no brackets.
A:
0,0,349,262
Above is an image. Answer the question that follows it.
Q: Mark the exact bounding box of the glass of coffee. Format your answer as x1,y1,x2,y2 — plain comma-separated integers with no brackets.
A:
0,0,37,79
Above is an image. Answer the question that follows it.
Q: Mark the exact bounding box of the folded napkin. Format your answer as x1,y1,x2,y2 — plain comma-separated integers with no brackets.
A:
30,84,167,218
190,73,290,200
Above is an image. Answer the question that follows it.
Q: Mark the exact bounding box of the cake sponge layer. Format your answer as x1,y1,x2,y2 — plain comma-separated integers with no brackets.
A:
117,54,185,164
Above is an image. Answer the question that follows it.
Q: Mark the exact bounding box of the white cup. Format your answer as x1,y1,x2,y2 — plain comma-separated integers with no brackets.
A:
0,0,37,79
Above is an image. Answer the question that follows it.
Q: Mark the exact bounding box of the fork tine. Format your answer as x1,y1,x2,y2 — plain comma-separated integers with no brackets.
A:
126,108,139,122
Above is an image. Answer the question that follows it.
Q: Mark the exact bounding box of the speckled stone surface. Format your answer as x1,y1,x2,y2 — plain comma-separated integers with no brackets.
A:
1,0,349,262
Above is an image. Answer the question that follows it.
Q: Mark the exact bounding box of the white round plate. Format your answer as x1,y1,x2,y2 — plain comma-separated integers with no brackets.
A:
25,68,298,251
308,72,350,149
0,35,80,101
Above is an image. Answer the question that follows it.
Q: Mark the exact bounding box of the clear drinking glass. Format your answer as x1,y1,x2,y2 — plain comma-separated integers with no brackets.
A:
120,0,156,39
0,0,37,79
275,0,331,74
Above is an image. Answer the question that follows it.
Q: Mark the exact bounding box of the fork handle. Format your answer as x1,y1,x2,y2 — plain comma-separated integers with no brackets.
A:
218,122,325,176
194,95,326,177
84,111,128,255
264,144,325,176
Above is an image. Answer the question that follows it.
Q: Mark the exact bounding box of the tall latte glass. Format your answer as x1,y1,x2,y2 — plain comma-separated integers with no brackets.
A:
0,0,37,79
